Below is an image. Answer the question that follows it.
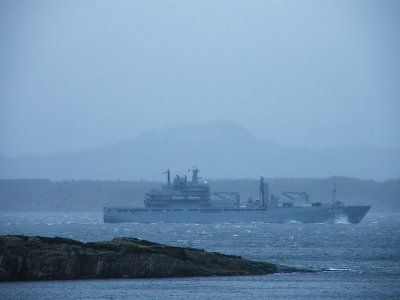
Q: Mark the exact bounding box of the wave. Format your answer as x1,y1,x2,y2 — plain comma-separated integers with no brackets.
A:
334,215,350,224
324,267,352,272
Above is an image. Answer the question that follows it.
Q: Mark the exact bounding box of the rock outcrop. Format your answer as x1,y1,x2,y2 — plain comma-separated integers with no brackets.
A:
0,235,304,281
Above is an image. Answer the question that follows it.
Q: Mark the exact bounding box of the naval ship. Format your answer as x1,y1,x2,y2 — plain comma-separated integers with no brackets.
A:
103,168,371,224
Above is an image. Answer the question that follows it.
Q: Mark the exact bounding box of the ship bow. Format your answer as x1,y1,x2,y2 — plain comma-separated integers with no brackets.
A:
345,206,371,223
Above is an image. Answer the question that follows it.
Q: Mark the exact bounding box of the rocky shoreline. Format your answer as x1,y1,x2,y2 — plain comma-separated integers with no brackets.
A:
0,235,308,281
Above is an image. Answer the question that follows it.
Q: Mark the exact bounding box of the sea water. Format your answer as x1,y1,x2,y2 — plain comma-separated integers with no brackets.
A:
0,212,399,299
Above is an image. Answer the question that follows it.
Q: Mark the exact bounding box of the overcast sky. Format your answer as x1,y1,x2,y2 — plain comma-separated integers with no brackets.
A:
1,0,399,155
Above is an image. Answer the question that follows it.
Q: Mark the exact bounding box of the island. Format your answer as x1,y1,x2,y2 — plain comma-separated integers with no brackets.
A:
0,235,308,281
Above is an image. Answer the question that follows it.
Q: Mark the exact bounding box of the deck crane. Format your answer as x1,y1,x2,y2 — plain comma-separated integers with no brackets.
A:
212,191,240,208
281,191,310,203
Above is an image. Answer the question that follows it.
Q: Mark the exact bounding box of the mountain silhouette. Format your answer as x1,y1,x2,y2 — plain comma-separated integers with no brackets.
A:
1,121,399,180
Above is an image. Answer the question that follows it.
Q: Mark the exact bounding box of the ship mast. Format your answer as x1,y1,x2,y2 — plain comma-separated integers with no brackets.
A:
332,181,337,204
259,176,269,208
163,169,171,187
191,167,199,184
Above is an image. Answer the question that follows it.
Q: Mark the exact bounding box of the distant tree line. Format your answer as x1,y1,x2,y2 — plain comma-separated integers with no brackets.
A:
0,177,399,212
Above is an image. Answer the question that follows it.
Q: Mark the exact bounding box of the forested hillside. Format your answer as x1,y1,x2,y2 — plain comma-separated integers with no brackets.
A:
0,177,398,212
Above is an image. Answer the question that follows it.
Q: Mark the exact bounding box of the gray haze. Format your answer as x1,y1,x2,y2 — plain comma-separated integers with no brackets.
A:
1,121,399,181
1,1,399,178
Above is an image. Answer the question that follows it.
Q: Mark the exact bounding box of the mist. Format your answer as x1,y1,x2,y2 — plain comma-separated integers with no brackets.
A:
1,2,400,297
1,0,399,163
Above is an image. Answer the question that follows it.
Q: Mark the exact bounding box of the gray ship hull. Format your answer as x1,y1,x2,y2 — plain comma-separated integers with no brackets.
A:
103,205,371,224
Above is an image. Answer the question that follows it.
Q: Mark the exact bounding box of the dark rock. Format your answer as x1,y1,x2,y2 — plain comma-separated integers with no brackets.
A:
0,235,309,281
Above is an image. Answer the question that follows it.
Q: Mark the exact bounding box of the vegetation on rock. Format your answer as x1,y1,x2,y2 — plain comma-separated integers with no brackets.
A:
0,235,305,282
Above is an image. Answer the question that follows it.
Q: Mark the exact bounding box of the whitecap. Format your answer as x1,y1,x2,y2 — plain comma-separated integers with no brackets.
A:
325,267,352,272
288,220,302,224
334,216,350,224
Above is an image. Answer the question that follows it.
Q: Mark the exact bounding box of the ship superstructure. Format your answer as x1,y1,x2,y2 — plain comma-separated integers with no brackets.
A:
144,168,211,209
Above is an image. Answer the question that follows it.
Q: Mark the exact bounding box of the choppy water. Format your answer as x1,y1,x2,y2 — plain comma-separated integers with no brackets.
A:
0,212,399,299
